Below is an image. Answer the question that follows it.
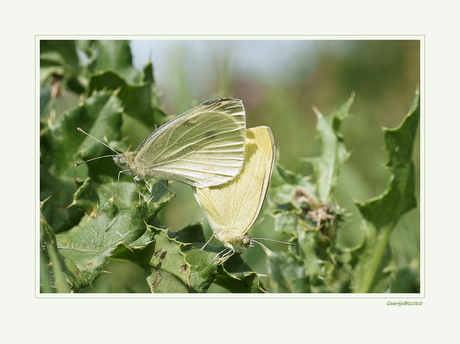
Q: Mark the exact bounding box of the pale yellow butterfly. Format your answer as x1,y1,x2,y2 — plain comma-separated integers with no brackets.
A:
194,126,294,264
76,98,247,200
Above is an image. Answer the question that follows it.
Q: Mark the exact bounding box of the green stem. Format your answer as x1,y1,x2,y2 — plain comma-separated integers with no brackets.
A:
354,222,393,293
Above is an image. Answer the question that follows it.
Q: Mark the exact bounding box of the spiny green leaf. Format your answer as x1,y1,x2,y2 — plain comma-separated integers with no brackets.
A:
266,252,309,293
56,200,166,292
308,93,353,202
109,222,222,293
264,95,358,293
214,256,266,293
90,40,140,84
87,70,167,131
39,40,174,293
141,60,156,84
68,177,99,218
356,93,419,226
274,211,299,237
40,165,83,233
42,90,123,177
169,223,266,293
40,200,72,293
268,163,316,206
145,268,189,293
112,223,191,293
40,40,84,94
40,90,125,231
170,223,221,293
352,91,420,293
296,228,323,278
185,246,220,293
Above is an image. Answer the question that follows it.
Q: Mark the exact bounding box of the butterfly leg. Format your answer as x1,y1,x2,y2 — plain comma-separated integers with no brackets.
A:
144,181,159,203
133,176,142,204
218,246,236,265
111,169,129,199
143,179,152,194
152,177,176,199
199,233,215,251
210,247,230,264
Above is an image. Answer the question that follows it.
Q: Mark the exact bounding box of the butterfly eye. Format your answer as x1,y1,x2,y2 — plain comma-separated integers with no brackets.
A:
113,155,126,167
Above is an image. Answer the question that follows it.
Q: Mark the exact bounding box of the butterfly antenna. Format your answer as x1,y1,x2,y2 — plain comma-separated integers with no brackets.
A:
252,238,295,257
252,237,296,246
75,155,116,167
252,240,274,255
77,127,120,154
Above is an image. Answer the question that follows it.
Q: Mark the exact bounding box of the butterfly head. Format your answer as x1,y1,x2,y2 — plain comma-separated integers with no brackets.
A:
240,235,254,251
113,154,128,169
218,232,254,253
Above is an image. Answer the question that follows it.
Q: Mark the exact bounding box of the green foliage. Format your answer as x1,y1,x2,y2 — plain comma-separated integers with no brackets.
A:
40,40,267,293
266,91,420,293
39,40,420,293
266,95,354,293
55,200,166,291
351,92,420,292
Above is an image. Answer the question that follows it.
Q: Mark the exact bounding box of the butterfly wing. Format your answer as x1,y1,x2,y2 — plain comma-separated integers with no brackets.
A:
194,126,275,245
134,98,246,188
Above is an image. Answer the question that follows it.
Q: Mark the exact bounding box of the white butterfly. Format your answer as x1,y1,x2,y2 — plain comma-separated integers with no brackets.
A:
77,98,247,199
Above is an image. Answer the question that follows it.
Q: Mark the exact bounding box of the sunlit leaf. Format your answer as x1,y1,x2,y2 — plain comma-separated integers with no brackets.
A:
352,91,420,293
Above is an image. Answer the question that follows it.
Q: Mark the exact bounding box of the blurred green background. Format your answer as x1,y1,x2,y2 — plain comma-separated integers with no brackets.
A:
51,40,420,292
